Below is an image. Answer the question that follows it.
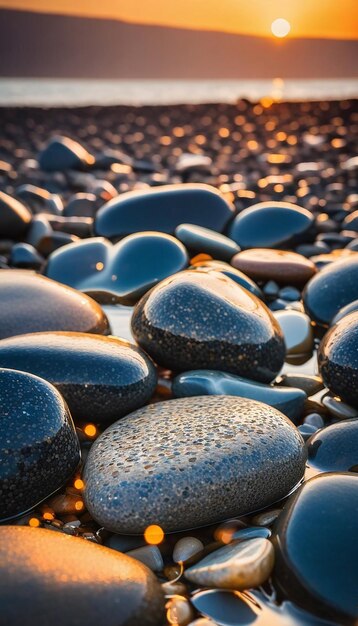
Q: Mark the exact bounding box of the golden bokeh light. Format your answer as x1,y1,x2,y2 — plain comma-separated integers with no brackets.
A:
271,18,291,38
29,517,40,527
84,423,97,437
74,478,84,490
144,524,165,545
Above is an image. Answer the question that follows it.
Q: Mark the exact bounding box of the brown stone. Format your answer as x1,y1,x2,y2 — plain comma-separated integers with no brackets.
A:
231,249,317,285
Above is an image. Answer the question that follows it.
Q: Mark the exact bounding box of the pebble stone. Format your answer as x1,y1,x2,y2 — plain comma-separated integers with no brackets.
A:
38,135,95,172
0,190,32,239
276,374,324,397
0,526,165,626
175,223,240,261
0,332,157,423
83,396,306,533
94,184,235,238
172,370,306,423
131,270,285,383
273,473,358,624
173,537,205,564
0,368,80,521
190,259,263,299
126,545,164,572
185,538,274,590
321,394,358,419
331,299,358,325
303,256,358,325
45,232,189,305
232,249,316,286
0,270,109,339
318,311,358,407
229,201,314,249
274,310,314,357
307,419,358,473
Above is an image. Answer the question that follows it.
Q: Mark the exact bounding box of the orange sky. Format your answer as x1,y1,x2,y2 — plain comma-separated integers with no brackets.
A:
1,0,358,39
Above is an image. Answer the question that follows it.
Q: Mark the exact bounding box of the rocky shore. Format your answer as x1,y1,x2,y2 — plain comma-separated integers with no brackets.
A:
0,98,358,626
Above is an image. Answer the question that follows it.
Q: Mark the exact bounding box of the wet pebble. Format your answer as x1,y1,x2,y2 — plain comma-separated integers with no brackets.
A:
38,135,95,172
273,310,314,358
232,248,316,286
126,545,164,572
307,418,358,473
190,259,263,299
175,223,240,261
0,190,32,239
276,374,324,397
321,393,358,419
173,537,205,563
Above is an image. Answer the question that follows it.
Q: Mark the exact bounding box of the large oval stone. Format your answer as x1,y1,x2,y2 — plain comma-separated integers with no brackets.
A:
0,270,109,339
0,190,32,239
318,311,358,406
45,232,189,305
273,473,358,624
307,419,358,473
229,201,314,249
131,270,285,383
83,396,306,533
303,256,358,326
0,332,157,423
231,249,317,286
0,527,164,626
0,368,80,521
94,184,235,238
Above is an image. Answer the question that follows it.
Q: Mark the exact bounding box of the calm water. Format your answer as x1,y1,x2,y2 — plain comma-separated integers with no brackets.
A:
0,78,357,106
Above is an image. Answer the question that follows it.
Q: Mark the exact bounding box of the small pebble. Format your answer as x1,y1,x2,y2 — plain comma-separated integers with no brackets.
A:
173,537,205,564
126,545,164,572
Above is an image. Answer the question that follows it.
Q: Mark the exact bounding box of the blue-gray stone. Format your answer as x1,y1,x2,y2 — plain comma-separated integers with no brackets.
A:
10,243,44,269
83,396,306,533
0,191,32,239
175,223,240,261
190,258,263,299
331,299,358,325
172,370,306,423
38,135,95,172
307,419,358,473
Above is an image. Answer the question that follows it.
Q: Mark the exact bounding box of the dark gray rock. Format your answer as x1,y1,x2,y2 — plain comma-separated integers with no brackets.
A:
307,419,358,473
0,270,109,339
190,258,263,299
83,396,306,533
0,526,164,626
175,223,240,261
0,368,80,521
0,332,157,423
38,136,95,172
10,243,44,269
0,191,32,239
131,270,285,383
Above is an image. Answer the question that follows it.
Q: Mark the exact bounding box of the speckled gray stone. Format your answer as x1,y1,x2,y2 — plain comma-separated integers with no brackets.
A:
131,270,285,383
0,526,165,626
0,332,157,423
0,270,109,339
0,368,80,521
83,396,306,533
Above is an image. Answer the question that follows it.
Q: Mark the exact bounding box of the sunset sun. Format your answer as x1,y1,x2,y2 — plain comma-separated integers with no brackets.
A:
271,18,291,38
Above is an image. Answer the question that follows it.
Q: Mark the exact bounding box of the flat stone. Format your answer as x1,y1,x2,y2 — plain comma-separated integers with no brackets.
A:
318,311,358,407
10,242,44,269
172,370,306,423
131,270,285,383
229,202,314,249
190,259,263,299
0,332,157,423
273,310,314,357
38,135,95,172
0,270,109,339
175,223,240,261
307,419,358,473
185,538,274,590
83,396,306,533
0,368,80,521
303,256,358,325
173,537,205,563
331,299,358,324
94,184,235,238
0,526,164,626
0,190,32,239
276,374,324,397
45,232,189,305
16,184,63,215
232,249,316,286
273,473,358,624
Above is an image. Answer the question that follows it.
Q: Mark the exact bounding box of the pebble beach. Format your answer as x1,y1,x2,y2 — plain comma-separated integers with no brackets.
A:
0,97,358,626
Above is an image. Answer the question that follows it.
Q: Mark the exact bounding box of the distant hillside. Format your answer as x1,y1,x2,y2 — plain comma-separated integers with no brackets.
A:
0,9,357,78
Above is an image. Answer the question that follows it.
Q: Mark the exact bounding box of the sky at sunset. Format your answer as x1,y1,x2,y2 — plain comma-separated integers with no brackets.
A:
1,0,358,39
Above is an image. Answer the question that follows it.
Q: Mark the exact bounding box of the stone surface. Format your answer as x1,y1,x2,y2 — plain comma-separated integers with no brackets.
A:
190,259,263,299
0,368,80,521
38,135,95,172
276,374,324,397
0,526,164,626
94,184,235,238
0,332,157,423
273,310,314,357
331,298,358,325
185,538,274,590
175,223,240,261
303,256,358,325
0,190,32,239
307,419,358,473
321,394,358,419
10,242,44,269
232,249,316,286
83,396,306,533
273,473,358,624
131,270,285,383
173,537,204,564
0,270,109,339
45,232,189,305
172,370,306,423
318,311,358,407
229,201,314,249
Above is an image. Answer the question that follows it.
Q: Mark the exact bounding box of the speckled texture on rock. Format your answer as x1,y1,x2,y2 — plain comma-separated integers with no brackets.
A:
0,526,165,626
303,256,358,326
131,270,285,383
318,311,358,407
83,396,306,533
0,332,157,422
0,270,110,339
0,368,80,521
94,184,235,238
